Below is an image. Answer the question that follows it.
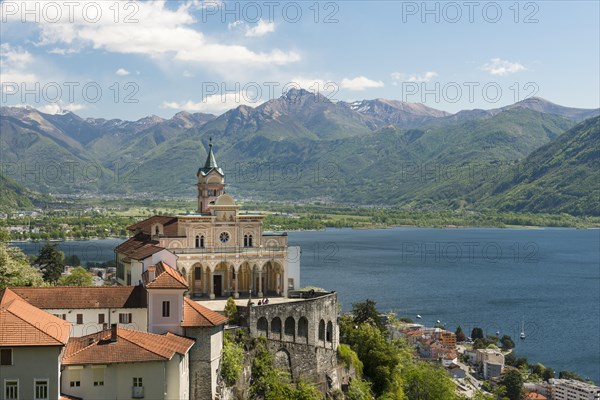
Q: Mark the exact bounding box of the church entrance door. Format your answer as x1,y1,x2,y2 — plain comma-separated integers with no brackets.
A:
214,275,222,297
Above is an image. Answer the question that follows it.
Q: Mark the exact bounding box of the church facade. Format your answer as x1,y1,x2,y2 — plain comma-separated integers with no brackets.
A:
116,141,300,299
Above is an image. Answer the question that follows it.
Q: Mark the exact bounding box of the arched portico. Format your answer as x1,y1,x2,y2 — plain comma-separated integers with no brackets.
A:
262,260,284,296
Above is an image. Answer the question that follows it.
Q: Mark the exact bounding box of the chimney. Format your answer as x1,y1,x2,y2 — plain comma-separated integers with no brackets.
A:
147,266,156,282
110,323,118,342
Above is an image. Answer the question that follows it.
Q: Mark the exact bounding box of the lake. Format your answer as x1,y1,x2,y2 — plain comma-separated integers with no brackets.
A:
12,227,600,382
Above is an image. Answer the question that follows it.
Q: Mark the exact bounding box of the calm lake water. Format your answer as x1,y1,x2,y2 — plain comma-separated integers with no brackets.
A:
13,227,600,382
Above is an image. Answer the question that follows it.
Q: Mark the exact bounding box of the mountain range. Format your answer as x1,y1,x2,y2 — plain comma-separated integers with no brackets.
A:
1,90,598,215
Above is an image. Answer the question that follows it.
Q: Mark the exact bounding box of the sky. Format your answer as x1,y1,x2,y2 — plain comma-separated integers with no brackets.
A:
1,0,599,120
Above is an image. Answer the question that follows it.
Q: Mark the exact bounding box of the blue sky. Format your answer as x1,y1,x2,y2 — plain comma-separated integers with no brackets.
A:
1,0,598,120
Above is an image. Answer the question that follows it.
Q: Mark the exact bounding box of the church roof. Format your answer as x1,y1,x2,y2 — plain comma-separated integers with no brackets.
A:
182,297,228,327
197,141,224,177
0,288,71,346
10,286,147,309
142,261,188,290
115,232,166,260
126,216,179,236
62,327,194,365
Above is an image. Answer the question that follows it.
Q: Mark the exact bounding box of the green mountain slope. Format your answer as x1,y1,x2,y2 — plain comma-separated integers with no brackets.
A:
474,116,600,215
0,174,33,211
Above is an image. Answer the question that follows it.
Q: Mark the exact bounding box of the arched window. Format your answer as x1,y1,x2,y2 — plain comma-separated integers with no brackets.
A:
155,226,160,236
284,317,295,341
257,317,268,337
195,235,205,248
318,319,325,342
326,321,333,343
271,317,282,340
298,317,308,344
244,234,254,247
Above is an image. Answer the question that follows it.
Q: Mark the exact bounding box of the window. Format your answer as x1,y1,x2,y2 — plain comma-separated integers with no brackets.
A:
117,261,124,279
133,377,143,387
162,301,170,317
98,314,105,324
5,380,18,400
69,381,80,387
244,234,253,247
34,380,48,400
219,232,230,243
53,314,66,320
0,349,12,365
76,314,83,325
194,267,202,280
93,366,105,387
119,313,132,324
195,235,205,248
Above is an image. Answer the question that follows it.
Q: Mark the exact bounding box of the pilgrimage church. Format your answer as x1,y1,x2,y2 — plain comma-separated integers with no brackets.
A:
115,140,300,299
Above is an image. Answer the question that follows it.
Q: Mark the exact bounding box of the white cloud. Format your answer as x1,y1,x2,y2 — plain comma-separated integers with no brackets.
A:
38,102,86,114
289,77,327,90
17,1,297,68
391,71,438,84
482,58,526,76
0,44,38,89
340,76,384,91
48,48,78,55
115,68,130,76
161,92,260,114
245,19,276,37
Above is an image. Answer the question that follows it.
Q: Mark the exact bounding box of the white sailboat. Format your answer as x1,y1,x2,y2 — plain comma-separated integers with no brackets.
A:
520,319,526,340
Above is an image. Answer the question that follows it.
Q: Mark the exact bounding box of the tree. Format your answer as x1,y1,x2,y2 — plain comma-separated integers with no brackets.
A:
35,243,64,284
402,361,459,400
352,299,385,332
471,327,484,340
221,333,244,386
58,267,93,286
64,254,81,266
500,369,523,400
542,367,555,381
455,326,466,342
0,242,44,288
224,296,238,322
500,335,515,350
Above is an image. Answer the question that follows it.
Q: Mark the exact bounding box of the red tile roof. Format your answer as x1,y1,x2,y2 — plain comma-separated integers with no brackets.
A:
0,288,71,346
182,298,227,327
526,393,547,400
127,216,179,236
115,233,165,260
143,261,188,289
11,286,147,309
62,326,194,365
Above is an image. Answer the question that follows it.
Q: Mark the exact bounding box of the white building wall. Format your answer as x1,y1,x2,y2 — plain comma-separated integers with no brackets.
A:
150,250,178,270
147,289,185,335
62,361,173,400
286,246,301,292
210,328,223,397
45,308,147,337
0,346,62,400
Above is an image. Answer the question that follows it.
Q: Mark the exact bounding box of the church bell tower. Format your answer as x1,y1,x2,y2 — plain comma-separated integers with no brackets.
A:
196,139,224,213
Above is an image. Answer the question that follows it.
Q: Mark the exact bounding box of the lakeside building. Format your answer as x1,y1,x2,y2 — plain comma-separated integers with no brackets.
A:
549,379,600,400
